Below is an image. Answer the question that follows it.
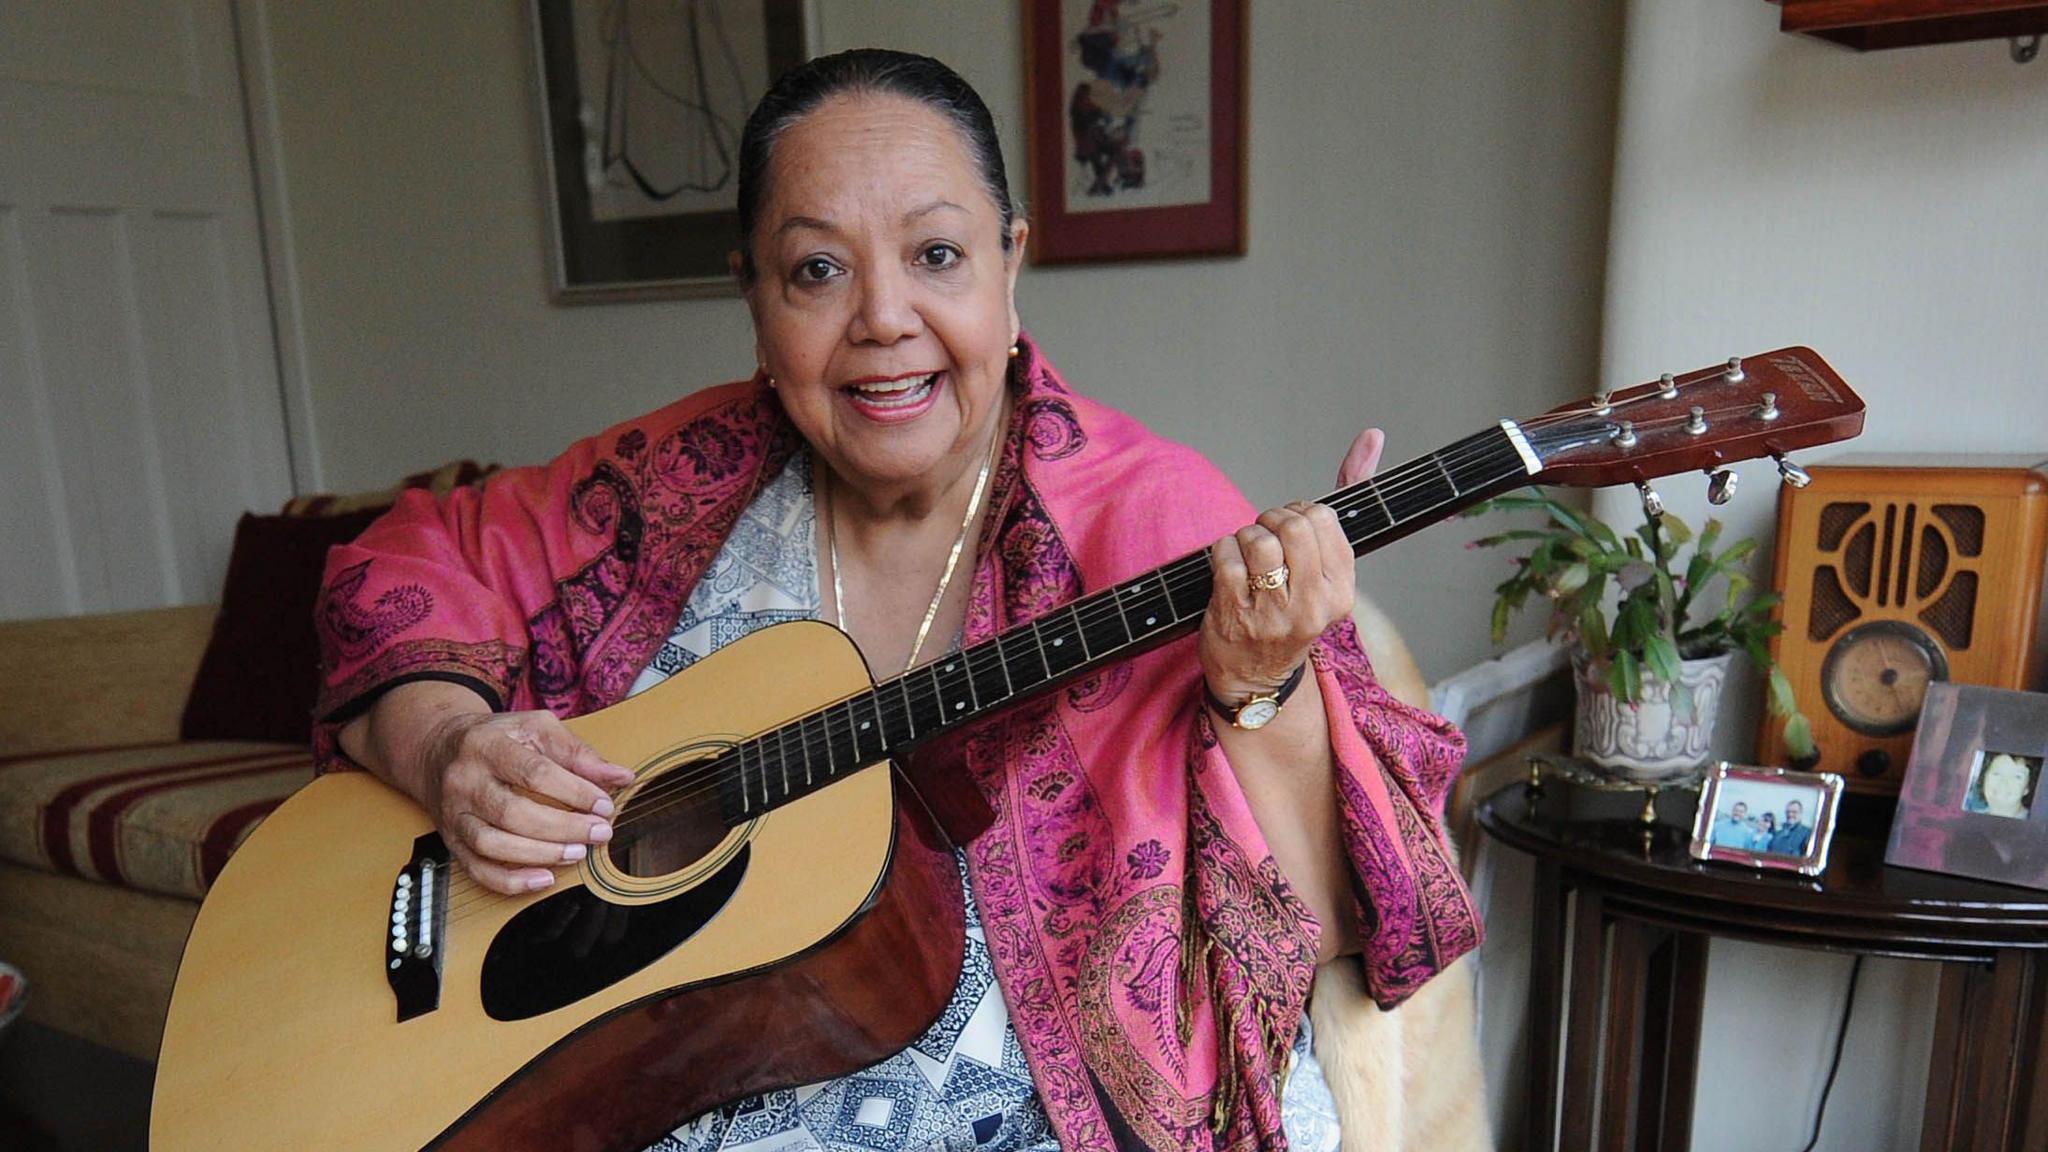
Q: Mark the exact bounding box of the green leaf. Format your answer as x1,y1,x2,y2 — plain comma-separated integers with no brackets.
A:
1660,512,1694,547
1610,649,1641,704
1553,562,1590,595
1767,666,1800,718
1469,529,1565,549
1578,603,1609,658
1476,493,1591,537
1643,633,1682,685
1653,570,1678,618
1696,518,1723,560
1581,513,1623,551
1782,713,1816,761
1490,597,1511,645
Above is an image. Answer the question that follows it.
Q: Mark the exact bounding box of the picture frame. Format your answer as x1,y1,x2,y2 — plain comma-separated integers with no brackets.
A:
530,0,812,301
1021,0,1247,264
1689,762,1845,877
1886,682,2048,891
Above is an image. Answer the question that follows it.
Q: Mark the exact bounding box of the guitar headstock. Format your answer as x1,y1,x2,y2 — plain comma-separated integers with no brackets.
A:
1515,347,1864,498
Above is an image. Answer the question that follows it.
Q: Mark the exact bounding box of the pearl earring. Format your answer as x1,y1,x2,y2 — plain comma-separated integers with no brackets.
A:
1008,344,1020,359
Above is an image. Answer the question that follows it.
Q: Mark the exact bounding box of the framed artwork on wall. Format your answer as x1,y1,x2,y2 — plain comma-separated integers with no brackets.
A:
531,0,811,301
1887,682,2048,891
1021,0,1247,264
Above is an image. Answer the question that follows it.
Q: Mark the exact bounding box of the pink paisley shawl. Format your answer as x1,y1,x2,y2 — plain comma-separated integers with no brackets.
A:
312,338,1480,1152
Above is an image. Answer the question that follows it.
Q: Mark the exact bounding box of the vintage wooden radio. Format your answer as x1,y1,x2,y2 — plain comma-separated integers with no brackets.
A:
1758,456,2048,794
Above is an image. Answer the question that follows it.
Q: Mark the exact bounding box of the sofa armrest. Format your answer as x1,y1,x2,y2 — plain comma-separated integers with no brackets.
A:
0,605,219,756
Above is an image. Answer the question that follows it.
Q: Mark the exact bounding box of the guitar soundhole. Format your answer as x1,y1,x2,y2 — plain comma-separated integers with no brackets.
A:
606,759,735,879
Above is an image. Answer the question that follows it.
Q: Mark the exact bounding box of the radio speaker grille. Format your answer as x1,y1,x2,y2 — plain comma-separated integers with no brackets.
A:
1932,504,1985,556
1809,566,1860,641
1921,571,1977,650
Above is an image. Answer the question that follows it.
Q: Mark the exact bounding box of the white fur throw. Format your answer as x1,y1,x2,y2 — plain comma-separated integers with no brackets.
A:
1314,597,1494,1152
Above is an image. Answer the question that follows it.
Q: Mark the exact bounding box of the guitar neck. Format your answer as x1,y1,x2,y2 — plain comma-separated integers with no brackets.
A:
717,423,1537,820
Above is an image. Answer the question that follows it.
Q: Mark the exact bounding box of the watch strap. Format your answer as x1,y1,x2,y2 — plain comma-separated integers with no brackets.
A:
1204,662,1308,728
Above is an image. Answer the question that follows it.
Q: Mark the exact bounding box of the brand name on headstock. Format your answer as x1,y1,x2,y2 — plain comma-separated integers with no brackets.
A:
1768,355,1841,404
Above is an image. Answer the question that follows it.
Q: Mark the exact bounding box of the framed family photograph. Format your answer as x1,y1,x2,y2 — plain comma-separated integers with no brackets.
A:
1689,762,1845,877
1021,0,1247,264
1886,683,2048,890
531,0,812,300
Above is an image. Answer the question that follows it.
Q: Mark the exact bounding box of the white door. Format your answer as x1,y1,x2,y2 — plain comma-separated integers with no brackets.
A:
0,0,293,620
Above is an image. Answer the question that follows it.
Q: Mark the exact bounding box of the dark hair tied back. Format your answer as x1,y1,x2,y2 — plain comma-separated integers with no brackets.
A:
735,48,1016,282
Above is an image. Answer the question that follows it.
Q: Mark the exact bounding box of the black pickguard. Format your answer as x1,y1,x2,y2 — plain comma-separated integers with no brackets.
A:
478,846,750,1021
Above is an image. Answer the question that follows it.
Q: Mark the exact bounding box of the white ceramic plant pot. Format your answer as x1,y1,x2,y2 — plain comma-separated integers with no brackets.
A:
1571,650,1734,782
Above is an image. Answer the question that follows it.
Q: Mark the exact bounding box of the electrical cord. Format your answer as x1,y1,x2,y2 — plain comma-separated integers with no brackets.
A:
1798,954,1863,1152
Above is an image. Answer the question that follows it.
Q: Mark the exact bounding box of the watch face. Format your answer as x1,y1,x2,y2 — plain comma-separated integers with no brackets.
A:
1236,698,1281,730
1820,620,1950,737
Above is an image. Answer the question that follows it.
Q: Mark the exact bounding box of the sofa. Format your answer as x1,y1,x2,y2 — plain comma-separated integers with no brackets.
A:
0,542,1496,1150
0,605,313,1062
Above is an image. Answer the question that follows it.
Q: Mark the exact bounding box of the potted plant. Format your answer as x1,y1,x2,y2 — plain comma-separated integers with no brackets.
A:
1467,491,1814,781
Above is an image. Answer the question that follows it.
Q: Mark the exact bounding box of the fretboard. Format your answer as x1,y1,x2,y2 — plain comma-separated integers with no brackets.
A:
712,421,1536,823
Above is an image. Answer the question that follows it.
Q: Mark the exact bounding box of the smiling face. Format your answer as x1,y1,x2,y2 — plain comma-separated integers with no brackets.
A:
743,92,1026,512
1784,800,1803,826
1982,754,2033,814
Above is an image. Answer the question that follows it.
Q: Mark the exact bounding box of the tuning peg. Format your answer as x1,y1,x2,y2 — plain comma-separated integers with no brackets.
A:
1614,420,1638,449
1658,373,1678,399
1593,391,1613,415
1686,406,1708,435
1757,391,1780,422
1772,453,1812,488
1707,468,1738,505
1636,481,1665,519
1724,356,1746,383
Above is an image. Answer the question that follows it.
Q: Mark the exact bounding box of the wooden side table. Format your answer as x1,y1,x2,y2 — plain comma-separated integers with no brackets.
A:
1478,776,2048,1152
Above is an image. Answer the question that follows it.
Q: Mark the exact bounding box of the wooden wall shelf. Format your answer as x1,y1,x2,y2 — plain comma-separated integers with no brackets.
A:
1773,0,2048,50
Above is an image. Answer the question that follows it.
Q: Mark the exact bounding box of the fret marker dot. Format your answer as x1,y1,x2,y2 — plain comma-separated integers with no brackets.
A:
1346,509,1358,519
1144,616,1157,626
860,721,871,730
945,662,956,672
955,702,966,711
1053,637,1063,646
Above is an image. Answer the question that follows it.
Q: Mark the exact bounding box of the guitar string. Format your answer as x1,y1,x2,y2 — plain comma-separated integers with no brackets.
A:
436,389,1767,916
531,394,1768,846
434,379,1769,911
434,429,1536,913
435,387,1763,914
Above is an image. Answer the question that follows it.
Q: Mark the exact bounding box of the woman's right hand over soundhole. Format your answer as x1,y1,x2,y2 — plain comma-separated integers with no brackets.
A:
339,680,636,895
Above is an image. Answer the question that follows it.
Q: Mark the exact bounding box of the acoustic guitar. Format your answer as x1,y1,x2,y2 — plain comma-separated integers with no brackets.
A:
150,350,1864,1151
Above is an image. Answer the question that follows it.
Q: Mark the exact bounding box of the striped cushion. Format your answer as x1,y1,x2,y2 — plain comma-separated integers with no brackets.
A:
0,741,314,900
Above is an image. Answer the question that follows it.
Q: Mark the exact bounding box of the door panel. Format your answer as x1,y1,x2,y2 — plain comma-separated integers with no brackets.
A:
0,0,292,619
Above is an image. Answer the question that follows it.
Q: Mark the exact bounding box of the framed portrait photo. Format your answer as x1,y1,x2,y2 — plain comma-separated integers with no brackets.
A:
530,0,812,300
1886,682,2048,891
1689,762,1846,877
1021,0,1247,264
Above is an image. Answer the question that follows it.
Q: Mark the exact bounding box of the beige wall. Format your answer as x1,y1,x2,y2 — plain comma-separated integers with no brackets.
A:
1589,3,2048,1149
255,0,1626,681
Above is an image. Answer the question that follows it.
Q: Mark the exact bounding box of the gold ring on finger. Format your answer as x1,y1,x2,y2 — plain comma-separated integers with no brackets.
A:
1249,564,1290,594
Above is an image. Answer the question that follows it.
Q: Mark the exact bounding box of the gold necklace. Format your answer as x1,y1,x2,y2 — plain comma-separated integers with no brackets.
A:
825,419,1003,673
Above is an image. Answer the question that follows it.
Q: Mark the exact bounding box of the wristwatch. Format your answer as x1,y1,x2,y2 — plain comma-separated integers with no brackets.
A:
1204,663,1308,731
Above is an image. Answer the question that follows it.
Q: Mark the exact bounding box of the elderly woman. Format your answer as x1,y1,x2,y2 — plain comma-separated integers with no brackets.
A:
316,49,1475,1152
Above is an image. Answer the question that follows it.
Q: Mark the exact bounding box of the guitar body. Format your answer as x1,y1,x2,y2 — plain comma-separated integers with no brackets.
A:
151,620,966,1152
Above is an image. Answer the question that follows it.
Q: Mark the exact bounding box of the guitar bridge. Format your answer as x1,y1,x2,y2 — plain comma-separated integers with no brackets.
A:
385,833,449,1022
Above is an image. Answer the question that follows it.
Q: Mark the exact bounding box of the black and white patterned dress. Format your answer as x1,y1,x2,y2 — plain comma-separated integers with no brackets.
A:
627,453,1340,1152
